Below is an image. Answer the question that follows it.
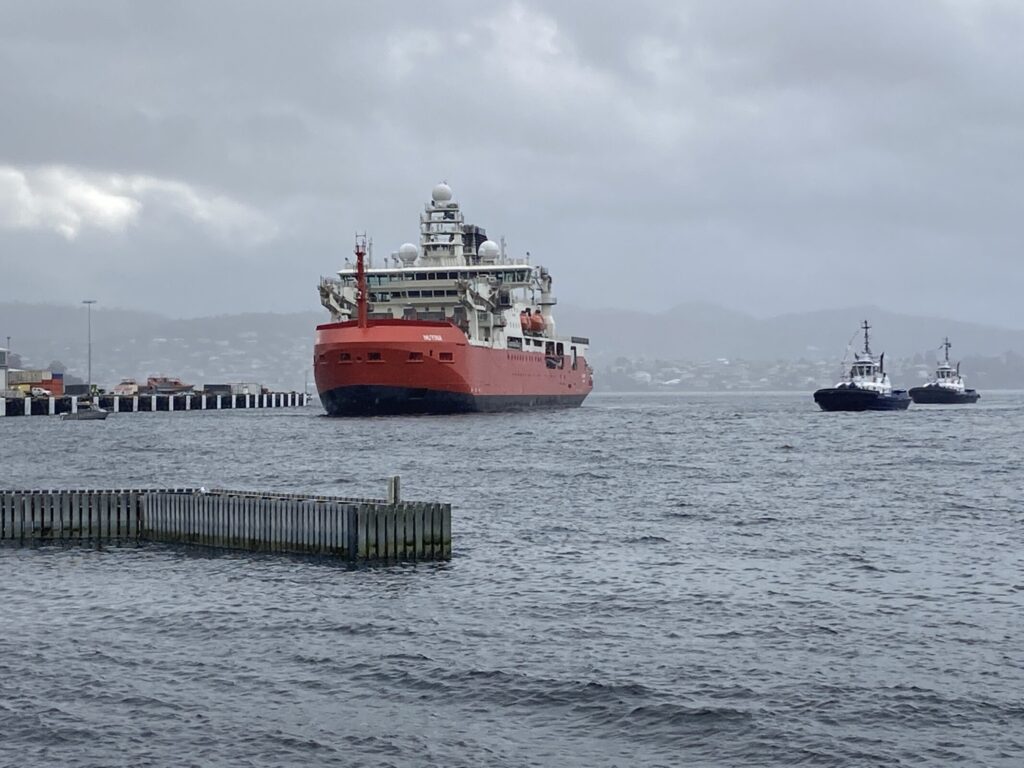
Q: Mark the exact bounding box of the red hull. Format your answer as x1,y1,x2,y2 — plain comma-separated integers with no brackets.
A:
313,320,593,415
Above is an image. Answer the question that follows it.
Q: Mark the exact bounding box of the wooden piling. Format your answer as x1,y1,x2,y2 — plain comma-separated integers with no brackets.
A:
0,483,450,563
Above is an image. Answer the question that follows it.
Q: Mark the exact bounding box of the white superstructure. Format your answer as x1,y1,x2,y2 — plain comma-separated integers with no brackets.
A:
835,321,892,394
318,183,589,360
925,338,968,393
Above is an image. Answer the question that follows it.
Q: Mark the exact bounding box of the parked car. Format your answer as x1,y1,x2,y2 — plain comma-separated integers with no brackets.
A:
30,386,52,397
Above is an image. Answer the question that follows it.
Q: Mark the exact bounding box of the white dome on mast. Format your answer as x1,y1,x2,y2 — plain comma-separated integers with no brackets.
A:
398,242,419,265
431,182,453,203
478,240,500,262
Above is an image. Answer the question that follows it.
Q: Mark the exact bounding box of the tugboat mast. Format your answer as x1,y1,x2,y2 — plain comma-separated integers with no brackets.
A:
942,336,952,364
861,320,871,355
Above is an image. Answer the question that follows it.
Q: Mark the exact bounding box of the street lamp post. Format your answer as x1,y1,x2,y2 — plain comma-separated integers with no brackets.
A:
82,300,97,395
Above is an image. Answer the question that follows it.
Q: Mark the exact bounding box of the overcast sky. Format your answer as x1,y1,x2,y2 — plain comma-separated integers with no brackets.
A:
2,1,1022,326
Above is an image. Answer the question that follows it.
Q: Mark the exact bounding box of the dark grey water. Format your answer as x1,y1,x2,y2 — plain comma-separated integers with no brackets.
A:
2,393,1023,767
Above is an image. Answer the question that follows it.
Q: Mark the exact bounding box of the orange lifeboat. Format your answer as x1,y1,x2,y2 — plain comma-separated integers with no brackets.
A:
520,311,531,332
531,312,546,333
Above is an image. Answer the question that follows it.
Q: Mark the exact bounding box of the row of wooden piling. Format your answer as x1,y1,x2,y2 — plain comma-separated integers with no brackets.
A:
0,485,451,562
0,392,310,417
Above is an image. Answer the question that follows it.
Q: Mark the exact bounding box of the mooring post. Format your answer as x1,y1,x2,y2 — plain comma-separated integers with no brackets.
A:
387,475,401,504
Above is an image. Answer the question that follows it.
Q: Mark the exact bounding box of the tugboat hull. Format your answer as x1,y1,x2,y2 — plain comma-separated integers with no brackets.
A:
908,387,980,404
813,387,912,412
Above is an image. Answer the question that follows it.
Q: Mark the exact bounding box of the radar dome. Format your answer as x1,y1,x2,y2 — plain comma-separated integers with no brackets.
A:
431,182,453,203
478,240,500,261
398,243,419,265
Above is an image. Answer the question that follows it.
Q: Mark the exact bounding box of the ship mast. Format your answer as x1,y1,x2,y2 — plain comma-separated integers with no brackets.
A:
861,320,871,355
942,336,951,364
355,235,368,329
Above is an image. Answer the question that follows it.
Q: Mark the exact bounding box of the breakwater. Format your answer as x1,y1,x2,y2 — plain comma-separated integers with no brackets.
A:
0,391,310,417
0,483,451,562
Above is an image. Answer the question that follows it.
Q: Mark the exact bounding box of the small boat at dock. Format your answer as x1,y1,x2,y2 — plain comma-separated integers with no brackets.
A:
61,402,109,421
143,376,193,395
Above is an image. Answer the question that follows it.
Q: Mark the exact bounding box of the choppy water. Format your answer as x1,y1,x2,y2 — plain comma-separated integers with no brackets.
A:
1,393,1023,767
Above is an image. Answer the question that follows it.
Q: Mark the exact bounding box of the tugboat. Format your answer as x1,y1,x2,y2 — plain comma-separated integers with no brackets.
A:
908,338,980,404
813,321,911,411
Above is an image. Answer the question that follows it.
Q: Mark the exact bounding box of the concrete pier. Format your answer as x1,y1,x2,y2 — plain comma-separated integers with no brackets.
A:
0,483,451,562
0,392,311,417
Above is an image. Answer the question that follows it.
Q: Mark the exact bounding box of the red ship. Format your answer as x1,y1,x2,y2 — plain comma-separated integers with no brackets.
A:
314,183,593,416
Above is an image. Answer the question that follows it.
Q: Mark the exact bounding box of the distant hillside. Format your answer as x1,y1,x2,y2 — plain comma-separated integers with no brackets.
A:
2,301,1022,390
555,303,1024,363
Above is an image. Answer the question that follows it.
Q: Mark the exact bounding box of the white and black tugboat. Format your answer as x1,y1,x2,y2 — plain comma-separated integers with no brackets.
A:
813,321,911,411
909,337,980,404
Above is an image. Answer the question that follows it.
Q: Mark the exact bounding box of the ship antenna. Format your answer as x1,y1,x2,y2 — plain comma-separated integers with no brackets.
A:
861,319,871,355
355,233,369,329
942,336,951,364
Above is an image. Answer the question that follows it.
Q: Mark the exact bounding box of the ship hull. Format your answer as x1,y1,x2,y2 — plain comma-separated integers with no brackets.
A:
813,387,912,411
320,385,587,415
908,386,980,404
314,320,593,417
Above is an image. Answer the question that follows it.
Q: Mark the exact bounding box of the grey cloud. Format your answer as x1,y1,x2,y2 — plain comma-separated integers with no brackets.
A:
1,1,1022,327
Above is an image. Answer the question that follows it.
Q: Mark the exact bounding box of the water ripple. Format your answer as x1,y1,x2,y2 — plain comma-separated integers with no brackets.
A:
2,393,1024,766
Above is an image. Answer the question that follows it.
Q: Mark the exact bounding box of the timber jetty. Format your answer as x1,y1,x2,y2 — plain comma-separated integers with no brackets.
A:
1,391,310,417
0,480,451,563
